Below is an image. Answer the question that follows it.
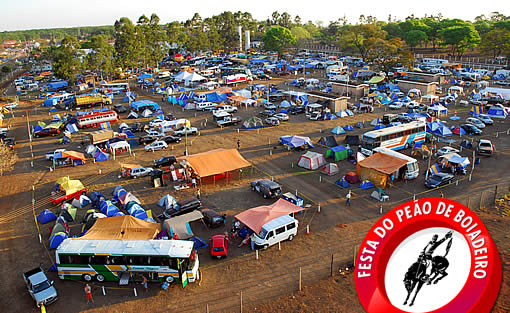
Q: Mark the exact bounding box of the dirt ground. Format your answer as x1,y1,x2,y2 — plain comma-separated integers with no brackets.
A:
0,73,509,313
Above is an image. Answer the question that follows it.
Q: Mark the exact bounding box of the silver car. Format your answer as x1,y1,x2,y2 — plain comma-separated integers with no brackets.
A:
465,117,485,129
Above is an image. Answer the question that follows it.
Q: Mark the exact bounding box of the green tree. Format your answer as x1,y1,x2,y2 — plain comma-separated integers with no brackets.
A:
52,35,82,83
367,37,413,76
339,23,386,60
114,17,138,70
1,65,12,74
279,12,292,28
422,16,443,51
86,34,114,80
405,30,428,49
439,21,481,56
263,26,296,54
383,22,404,39
479,29,510,58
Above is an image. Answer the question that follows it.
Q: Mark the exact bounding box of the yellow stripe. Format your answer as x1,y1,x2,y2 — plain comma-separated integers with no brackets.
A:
96,253,109,256
106,265,125,272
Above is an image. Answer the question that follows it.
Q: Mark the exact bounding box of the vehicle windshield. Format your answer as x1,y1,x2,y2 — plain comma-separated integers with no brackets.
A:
479,143,491,148
429,175,442,183
407,162,418,172
257,228,268,239
33,281,51,293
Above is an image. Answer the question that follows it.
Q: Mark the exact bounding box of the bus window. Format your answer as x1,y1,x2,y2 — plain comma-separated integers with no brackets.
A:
404,130,411,135
389,134,396,139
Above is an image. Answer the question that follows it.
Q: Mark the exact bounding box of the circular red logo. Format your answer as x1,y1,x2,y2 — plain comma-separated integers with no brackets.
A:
355,197,502,313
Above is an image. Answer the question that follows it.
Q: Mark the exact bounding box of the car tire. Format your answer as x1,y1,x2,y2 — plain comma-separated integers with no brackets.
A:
165,276,174,283
288,235,294,241
83,274,93,282
96,274,105,282
263,244,268,250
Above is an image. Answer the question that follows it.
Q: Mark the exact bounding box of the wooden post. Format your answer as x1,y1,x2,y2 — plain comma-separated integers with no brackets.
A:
494,185,498,203
206,304,209,313
353,245,357,266
467,196,470,209
479,191,484,209
240,290,243,313
330,254,334,277
299,267,302,291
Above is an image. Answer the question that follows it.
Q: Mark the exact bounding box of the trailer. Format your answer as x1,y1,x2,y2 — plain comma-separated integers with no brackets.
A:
75,94,112,108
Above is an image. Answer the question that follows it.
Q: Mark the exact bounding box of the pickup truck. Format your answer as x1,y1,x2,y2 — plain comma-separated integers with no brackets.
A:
23,267,58,306
214,111,242,127
158,198,202,219
46,149,66,161
174,126,198,136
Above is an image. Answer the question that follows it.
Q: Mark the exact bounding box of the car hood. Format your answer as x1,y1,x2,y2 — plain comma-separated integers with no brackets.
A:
34,286,57,303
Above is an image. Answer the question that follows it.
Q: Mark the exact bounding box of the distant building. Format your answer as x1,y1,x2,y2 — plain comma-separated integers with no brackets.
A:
2,40,19,48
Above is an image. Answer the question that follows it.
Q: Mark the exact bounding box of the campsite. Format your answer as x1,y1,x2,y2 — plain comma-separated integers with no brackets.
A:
1,9,510,313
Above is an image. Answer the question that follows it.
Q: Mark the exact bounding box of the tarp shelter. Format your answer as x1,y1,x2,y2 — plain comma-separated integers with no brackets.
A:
242,116,264,129
38,210,57,224
345,172,360,184
71,194,91,208
359,180,375,190
335,177,350,188
297,151,325,170
358,153,408,188
179,149,251,179
163,211,204,240
280,136,314,149
318,136,338,147
332,126,345,135
235,199,304,234
78,215,160,240
345,135,360,146
487,106,508,119
49,232,68,249
321,163,339,176
158,194,178,210
62,151,87,166
326,145,349,161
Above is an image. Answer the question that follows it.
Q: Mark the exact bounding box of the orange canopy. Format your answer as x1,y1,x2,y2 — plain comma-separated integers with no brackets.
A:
179,148,251,178
358,152,408,175
121,163,141,170
62,151,87,162
77,215,160,240
40,71,52,76
235,199,304,233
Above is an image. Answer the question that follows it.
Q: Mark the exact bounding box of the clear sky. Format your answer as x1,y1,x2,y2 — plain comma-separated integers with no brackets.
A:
1,0,508,31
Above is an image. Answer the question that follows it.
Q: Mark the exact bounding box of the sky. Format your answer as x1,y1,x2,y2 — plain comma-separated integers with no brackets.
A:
1,0,509,31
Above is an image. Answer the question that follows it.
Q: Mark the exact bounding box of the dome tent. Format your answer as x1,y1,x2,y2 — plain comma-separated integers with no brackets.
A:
335,177,350,188
38,209,57,224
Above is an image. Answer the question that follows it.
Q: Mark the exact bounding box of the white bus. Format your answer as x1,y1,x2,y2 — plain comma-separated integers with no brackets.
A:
361,121,426,155
420,58,448,67
56,239,199,285
99,83,130,94
372,147,419,180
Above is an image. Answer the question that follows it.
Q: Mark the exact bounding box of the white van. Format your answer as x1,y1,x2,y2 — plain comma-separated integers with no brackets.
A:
251,215,298,249
196,102,217,111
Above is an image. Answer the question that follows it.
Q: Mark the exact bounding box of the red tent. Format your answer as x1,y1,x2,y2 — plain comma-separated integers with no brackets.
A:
345,172,360,184
235,199,304,233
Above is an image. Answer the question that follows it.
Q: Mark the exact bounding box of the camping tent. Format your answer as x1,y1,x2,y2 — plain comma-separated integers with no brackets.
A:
326,145,348,161
71,194,91,208
163,211,204,240
344,125,354,131
321,163,339,176
297,151,325,170
370,118,381,126
235,199,304,233
158,194,178,210
335,177,350,188
38,210,57,224
336,110,349,118
77,215,160,240
487,106,508,119
141,109,153,117
280,135,314,149
374,124,385,130
100,201,120,217
331,126,345,135
371,188,389,201
178,149,251,179
49,232,68,249
94,150,110,162
359,180,375,190
358,153,407,188
431,124,452,137
344,135,360,146
345,172,360,184
452,126,467,136
355,121,365,129
318,136,338,147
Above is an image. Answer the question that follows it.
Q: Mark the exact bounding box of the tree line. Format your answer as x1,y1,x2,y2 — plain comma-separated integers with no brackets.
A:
26,11,509,83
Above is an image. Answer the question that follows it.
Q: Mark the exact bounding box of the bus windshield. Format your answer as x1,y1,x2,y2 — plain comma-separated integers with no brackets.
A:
407,162,419,173
361,136,379,150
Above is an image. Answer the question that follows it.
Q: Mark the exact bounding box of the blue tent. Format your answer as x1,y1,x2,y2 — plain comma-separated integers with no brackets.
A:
344,125,354,131
123,130,134,138
47,81,68,91
43,98,58,107
113,212,125,217
487,106,507,119
431,125,452,137
332,126,345,135
131,208,148,220
335,177,350,188
190,236,208,249
66,123,78,133
279,135,314,149
113,187,127,201
324,113,337,120
359,181,375,190
49,232,68,249
38,209,57,224
100,201,120,217
94,150,109,162
127,111,139,119
373,124,386,130
89,191,105,209
355,121,365,128
34,124,44,133
122,92,137,103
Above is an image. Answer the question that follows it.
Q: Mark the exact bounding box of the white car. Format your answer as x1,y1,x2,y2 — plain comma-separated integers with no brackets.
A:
273,113,289,121
264,117,280,126
145,140,168,151
477,114,493,125
196,102,217,111
465,117,485,129
213,105,238,113
406,101,420,109
173,126,198,136
146,130,164,138
263,102,278,110
435,146,460,157
130,166,154,178
389,102,403,110
149,119,165,128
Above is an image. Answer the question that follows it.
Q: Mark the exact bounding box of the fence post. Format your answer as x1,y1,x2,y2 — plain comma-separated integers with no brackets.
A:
494,185,498,203
330,254,334,277
479,191,484,209
240,290,243,313
299,267,302,291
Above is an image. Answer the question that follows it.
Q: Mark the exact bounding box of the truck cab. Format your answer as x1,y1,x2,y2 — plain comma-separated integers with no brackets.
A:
23,267,58,306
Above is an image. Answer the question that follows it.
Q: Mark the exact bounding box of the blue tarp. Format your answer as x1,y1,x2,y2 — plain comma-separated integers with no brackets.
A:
131,100,161,111
43,98,58,107
190,236,208,249
279,135,314,148
38,209,57,224
47,81,68,91
487,106,507,119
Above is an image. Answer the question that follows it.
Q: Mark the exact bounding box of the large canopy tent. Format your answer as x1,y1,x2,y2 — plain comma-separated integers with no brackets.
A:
179,149,251,183
77,215,160,240
163,211,204,240
279,136,314,149
235,199,304,234
357,153,408,188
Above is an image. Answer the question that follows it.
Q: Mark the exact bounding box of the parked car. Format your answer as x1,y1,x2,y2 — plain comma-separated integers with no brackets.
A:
210,234,228,259
154,155,177,168
250,179,282,199
264,117,280,126
259,110,275,117
138,136,158,145
477,114,493,125
273,113,289,121
146,130,164,138
277,72,290,76
160,198,202,219
164,113,176,121
263,102,278,110
465,117,486,129
389,102,404,110
144,140,168,151
477,139,494,156
149,118,165,128
113,103,127,113
201,209,226,228
23,267,58,307
425,172,454,188
288,106,305,115
130,166,154,178
257,73,272,80
34,128,60,138
460,124,482,135
173,126,198,136
213,105,238,113
435,147,460,157
161,135,182,144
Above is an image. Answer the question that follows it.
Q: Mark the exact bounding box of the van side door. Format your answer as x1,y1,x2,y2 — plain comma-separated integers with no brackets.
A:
265,230,275,246
274,226,287,243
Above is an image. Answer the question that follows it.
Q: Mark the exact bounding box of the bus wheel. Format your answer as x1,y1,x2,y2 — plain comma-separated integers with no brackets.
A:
83,274,93,282
405,143,410,149
96,274,105,282
165,276,174,283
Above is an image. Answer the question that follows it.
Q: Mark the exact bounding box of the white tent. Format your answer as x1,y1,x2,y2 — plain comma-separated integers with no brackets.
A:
298,151,325,170
321,163,339,176
110,141,131,158
233,89,251,98
174,71,192,82
448,86,464,95
408,88,422,97
158,194,178,210
85,144,97,155
184,72,207,83
141,109,153,117
421,94,439,103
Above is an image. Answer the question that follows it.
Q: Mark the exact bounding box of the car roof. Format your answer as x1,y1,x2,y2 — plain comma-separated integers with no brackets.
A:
479,139,492,144
262,214,296,231
256,179,281,188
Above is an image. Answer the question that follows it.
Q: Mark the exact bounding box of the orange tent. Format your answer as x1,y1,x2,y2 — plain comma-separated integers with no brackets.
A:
62,151,87,162
357,153,408,188
40,71,52,76
77,215,160,240
179,148,251,178
235,199,304,233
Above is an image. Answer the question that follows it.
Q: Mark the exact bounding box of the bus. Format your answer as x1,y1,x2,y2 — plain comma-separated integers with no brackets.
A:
420,58,448,67
361,121,426,156
77,110,118,128
372,147,419,180
98,83,130,94
56,239,199,284
220,67,252,78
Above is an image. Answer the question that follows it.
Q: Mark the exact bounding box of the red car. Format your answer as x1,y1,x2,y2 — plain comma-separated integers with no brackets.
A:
34,128,60,138
211,234,228,259
278,72,290,76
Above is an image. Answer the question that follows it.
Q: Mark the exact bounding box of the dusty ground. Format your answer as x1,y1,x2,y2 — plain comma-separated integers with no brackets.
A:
0,73,508,313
